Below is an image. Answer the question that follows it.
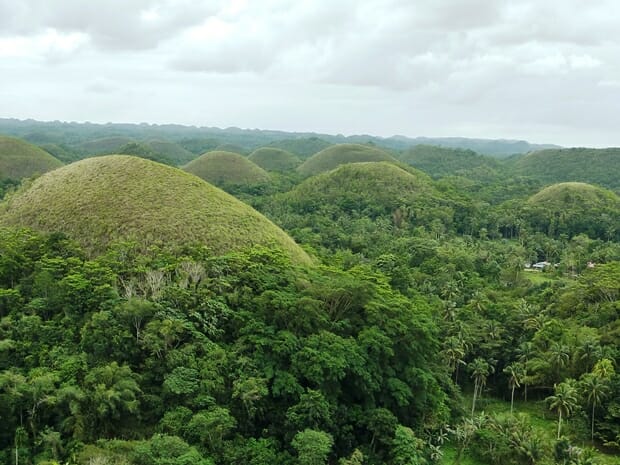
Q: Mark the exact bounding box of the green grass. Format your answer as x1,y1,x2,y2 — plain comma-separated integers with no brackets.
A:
183,151,271,186
0,155,311,264
0,135,63,180
248,147,300,172
523,270,557,285
442,396,620,465
297,143,398,176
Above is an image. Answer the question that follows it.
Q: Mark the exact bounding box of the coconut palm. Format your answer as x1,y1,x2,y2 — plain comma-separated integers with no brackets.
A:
503,362,525,415
580,374,610,441
469,358,494,416
517,341,535,401
549,342,570,382
442,336,466,384
546,381,578,439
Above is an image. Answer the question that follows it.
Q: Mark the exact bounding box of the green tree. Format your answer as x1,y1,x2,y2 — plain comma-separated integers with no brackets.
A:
580,373,610,441
292,429,333,465
503,362,524,415
469,358,493,416
391,425,427,465
546,381,578,439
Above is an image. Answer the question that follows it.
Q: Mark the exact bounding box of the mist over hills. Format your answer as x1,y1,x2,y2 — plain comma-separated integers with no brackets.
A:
0,118,558,158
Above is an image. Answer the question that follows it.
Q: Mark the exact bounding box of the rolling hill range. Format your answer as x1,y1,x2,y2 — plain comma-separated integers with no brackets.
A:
77,136,135,155
144,140,196,165
0,135,63,180
183,151,270,187
0,155,311,263
266,137,332,159
248,147,300,172
522,182,620,240
398,144,501,179
297,143,397,176
514,147,620,192
214,143,247,155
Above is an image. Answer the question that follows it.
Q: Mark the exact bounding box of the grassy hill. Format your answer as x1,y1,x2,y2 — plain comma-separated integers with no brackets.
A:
523,182,620,240
0,155,311,263
399,144,501,179
267,137,332,159
287,162,436,214
144,140,196,165
183,151,270,187
297,143,397,176
117,142,177,165
514,148,620,192
77,136,135,155
214,143,247,155
248,147,300,172
178,137,221,154
0,135,63,180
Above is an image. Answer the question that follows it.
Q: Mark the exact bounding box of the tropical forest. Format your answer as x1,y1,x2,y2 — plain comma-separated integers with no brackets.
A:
0,119,619,465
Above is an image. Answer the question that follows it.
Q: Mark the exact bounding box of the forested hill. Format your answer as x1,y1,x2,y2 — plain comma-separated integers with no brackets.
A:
514,147,620,192
0,118,557,157
0,130,619,465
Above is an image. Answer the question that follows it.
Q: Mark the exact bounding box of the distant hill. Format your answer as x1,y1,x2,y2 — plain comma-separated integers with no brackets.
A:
271,162,451,254
398,144,501,178
214,143,247,155
0,118,556,158
183,151,270,187
266,137,332,159
390,136,559,158
178,137,220,154
523,182,620,240
0,155,311,263
77,136,134,155
287,162,436,214
297,144,397,176
248,147,300,172
117,142,176,165
144,140,196,165
0,135,63,180
514,147,620,192
38,143,82,163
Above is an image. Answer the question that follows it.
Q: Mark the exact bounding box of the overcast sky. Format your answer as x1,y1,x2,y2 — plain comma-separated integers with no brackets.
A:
1,0,619,147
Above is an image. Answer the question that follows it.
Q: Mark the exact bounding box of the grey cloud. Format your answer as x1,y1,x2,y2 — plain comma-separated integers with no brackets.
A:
0,0,221,50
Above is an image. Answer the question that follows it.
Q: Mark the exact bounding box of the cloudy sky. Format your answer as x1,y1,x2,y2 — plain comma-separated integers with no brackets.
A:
1,0,619,146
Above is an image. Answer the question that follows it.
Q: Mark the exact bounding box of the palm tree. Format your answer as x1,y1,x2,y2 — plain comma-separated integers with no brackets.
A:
546,381,578,439
442,336,466,384
517,341,535,401
503,362,525,414
575,339,601,372
581,374,610,441
549,342,570,382
469,358,494,416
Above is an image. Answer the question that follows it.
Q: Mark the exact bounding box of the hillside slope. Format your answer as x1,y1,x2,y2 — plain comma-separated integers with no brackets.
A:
297,143,397,176
0,155,311,263
183,151,270,186
0,135,63,180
